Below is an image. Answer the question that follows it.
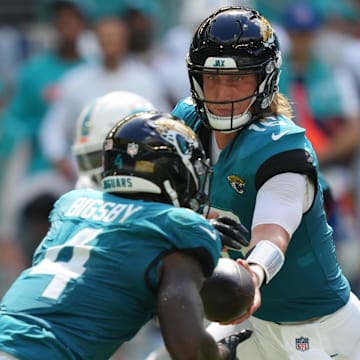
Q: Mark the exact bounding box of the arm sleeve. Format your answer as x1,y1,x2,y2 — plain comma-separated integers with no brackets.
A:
252,172,315,237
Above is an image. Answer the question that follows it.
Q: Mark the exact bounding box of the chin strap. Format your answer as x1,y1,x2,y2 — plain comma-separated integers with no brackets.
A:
163,180,180,207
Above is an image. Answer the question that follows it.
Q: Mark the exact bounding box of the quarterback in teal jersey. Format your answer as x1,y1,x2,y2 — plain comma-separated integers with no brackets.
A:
0,112,251,360
167,5,360,360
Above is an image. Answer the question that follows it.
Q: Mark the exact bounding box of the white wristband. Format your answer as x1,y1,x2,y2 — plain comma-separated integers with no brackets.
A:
246,240,285,284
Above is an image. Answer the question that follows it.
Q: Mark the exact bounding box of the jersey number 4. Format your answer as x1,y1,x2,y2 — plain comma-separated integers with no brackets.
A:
30,228,101,300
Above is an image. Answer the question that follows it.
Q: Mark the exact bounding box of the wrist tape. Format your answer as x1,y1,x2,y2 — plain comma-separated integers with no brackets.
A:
246,240,284,284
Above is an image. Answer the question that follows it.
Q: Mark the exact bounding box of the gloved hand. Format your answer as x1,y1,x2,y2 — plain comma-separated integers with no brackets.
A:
209,216,249,250
218,329,253,360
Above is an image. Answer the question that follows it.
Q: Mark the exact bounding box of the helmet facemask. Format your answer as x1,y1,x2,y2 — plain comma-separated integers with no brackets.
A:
73,142,103,187
160,150,210,211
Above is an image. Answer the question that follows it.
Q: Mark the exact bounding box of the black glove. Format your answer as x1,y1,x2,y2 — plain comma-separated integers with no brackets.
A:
209,216,249,250
219,329,253,360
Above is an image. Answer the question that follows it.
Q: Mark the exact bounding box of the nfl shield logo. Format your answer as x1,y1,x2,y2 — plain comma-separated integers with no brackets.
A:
295,337,309,352
127,142,139,157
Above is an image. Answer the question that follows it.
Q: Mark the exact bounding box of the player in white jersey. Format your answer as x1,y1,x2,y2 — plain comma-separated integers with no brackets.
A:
72,90,157,190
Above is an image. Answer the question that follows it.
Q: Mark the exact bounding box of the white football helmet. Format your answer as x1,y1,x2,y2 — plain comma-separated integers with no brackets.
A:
72,91,156,188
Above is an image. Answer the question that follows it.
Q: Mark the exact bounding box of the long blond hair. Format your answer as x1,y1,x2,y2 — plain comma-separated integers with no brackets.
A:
270,92,294,119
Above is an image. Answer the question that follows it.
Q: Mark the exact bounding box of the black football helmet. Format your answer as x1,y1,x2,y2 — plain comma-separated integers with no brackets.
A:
187,6,282,132
102,111,210,211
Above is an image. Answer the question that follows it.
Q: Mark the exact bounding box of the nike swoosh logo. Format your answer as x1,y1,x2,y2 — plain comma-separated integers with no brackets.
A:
272,130,290,141
330,354,338,358
199,225,218,240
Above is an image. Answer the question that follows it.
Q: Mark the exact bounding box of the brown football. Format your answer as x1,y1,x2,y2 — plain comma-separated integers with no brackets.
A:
200,258,255,322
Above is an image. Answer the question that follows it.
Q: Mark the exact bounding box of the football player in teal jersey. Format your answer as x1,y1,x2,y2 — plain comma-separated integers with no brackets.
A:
165,6,360,360
0,112,251,360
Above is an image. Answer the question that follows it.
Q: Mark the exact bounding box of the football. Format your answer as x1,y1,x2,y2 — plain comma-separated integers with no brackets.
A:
200,258,255,322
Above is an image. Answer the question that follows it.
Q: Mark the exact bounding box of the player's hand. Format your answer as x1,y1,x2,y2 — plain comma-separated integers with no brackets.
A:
218,329,253,360
220,259,262,326
209,216,249,250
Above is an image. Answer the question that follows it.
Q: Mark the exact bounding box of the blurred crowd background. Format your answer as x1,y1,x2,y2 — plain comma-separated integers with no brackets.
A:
0,0,359,358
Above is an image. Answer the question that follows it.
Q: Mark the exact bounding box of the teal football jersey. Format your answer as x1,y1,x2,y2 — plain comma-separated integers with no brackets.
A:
173,98,350,322
0,189,221,359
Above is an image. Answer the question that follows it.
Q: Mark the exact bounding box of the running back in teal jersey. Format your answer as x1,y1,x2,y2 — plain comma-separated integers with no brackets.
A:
0,188,222,359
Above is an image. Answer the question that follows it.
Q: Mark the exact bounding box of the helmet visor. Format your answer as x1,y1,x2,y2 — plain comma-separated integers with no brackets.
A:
76,150,102,172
